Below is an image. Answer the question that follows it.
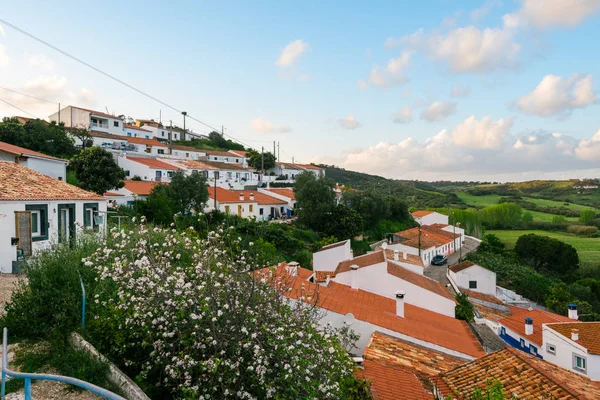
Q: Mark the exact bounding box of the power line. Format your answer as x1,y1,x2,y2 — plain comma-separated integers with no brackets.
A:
0,98,40,119
0,85,57,104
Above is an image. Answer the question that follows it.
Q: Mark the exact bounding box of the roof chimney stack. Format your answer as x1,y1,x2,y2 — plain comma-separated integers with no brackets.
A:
239,192,244,201
249,193,255,201
571,329,579,341
286,261,299,277
568,303,578,320
393,250,399,261
525,318,533,336
325,275,331,287
350,264,359,289
395,290,405,318
403,251,407,260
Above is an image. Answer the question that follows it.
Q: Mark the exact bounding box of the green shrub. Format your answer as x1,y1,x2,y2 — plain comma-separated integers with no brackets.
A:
455,292,475,322
567,225,598,236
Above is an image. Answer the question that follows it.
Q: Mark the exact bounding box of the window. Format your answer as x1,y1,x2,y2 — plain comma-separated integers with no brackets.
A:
500,327,506,335
158,149,165,155
259,208,264,215
127,132,132,137
469,281,477,289
167,171,173,177
249,205,253,212
530,345,537,356
186,153,190,157
113,121,119,127
225,157,229,162
547,344,556,355
224,205,230,214
162,132,165,137
25,205,48,241
573,355,587,372
145,135,150,139
214,157,218,161
236,159,239,163
520,339,525,348
84,203,99,230
125,170,130,177
174,134,178,139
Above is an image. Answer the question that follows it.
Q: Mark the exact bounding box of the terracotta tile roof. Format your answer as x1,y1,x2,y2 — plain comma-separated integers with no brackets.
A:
277,162,323,171
125,136,169,146
171,144,206,153
228,150,247,157
257,265,485,358
172,159,219,170
449,261,476,273
335,251,386,275
264,188,295,200
123,124,151,132
207,187,286,205
545,322,600,355
434,347,600,400
296,163,323,171
364,332,467,377
411,210,434,218
88,131,128,140
122,180,161,196
386,262,455,302
380,248,424,267
498,308,572,346
0,140,67,162
315,239,349,253
127,157,183,170
104,191,124,196
197,159,248,170
73,106,122,120
356,359,430,400
461,288,504,305
204,150,240,157
0,161,105,201
395,225,459,249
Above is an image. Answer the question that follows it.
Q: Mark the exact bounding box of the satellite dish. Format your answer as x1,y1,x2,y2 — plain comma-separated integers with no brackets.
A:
344,313,355,326
381,242,388,250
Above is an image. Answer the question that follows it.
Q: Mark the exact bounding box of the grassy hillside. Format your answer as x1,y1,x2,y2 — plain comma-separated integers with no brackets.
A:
488,229,600,265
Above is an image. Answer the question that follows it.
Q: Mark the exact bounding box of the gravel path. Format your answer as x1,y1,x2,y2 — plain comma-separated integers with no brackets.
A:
0,274,22,313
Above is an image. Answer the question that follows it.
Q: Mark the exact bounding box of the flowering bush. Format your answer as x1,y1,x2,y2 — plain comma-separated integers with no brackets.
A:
86,219,358,399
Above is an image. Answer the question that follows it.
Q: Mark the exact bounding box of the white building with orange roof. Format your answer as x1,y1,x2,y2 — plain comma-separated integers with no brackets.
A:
389,225,462,266
205,187,288,221
448,261,496,296
0,140,67,181
117,155,184,182
411,210,448,226
49,105,125,136
104,180,162,206
0,161,107,273
124,124,153,139
258,187,296,216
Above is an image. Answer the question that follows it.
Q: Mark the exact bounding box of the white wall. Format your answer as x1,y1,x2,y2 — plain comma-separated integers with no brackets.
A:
333,263,456,317
542,327,600,380
23,158,67,181
387,242,435,266
442,225,465,243
415,212,449,226
313,241,352,272
204,200,258,219
387,258,423,275
0,200,107,273
257,189,295,213
450,265,496,295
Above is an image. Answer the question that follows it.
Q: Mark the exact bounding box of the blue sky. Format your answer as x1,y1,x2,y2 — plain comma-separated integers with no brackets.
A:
1,0,599,181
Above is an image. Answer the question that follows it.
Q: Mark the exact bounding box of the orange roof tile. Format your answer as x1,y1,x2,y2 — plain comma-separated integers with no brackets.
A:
545,322,600,355
264,188,295,200
171,144,206,153
381,248,424,267
0,161,105,201
461,288,504,305
125,136,168,146
0,140,67,162
257,265,485,358
228,150,247,157
122,180,161,196
449,261,476,273
498,309,572,346
357,360,430,400
315,240,349,253
104,191,124,196
434,347,600,400
386,262,455,302
207,187,286,205
127,157,183,170
335,251,386,274
123,124,151,132
411,210,434,218
395,225,459,249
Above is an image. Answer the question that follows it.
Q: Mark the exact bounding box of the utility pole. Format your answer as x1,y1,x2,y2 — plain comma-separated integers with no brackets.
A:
159,109,162,124
181,111,187,141
418,225,421,257
214,171,218,209
277,142,280,162
221,125,224,137
261,146,264,185
273,141,276,157
169,120,173,155
292,156,295,165
58,103,61,124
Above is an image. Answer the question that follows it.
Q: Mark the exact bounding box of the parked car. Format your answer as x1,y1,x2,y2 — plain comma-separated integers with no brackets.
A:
431,255,447,266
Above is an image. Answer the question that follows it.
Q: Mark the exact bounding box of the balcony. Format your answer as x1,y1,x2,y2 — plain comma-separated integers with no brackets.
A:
90,121,109,130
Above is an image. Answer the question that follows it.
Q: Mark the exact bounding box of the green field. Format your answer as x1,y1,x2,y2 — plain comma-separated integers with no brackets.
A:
522,197,599,213
488,230,600,265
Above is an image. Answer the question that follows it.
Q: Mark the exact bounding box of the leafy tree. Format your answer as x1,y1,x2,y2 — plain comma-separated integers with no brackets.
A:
455,292,475,322
385,195,410,222
522,211,534,223
0,117,77,158
67,127,93,150
580,209,596,224
246,149,276,171
208,131,228,148
139,185,176,226
168,171,209,214
0,117,24,144
552,215,567,224
326,204,363,240
69,147,126,195
478,202,522,229
478,234,505,254
294,171,336,232
515,234,579,276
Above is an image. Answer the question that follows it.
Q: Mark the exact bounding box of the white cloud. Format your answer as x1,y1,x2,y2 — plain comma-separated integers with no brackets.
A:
0,25,5,37
395,26,520,73
393,106,413,123
516,74,597,118
276,40,310,67
452,115,514,148
29,54,54,71
338,114,361,130
362,51,412,88
503,0,600,29
420,101,457,122
250,118,291,134
450,84,471,97
471,0,501,21
0,44,10,67
575,129,600,161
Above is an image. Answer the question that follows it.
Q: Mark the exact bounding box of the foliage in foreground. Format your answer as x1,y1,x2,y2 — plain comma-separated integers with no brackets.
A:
69,147,126,195
444,379,507,400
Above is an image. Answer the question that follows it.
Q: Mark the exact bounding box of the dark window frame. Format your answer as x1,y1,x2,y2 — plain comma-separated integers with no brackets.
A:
469,280,477,289
25,204,49,242
84,203,99,231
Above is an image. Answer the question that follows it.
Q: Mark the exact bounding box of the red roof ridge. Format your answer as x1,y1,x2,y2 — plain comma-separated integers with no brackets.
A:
123,124,151,132
386,262,455,302
0,140,68,162
449,261,477,273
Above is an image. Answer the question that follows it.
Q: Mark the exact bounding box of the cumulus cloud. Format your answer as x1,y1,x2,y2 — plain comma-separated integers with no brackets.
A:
575,129,600,161
250,118,291,134
276,40,310,67
516,74,597,118
391,26,520,73
452,115,514,148
361,51,412,88
503,0,600,29
471,0,501,21
450,84,471,97
338,114,361,130
29,54,54,71
0,44,10,67
393,106,413,123
420,101,457,122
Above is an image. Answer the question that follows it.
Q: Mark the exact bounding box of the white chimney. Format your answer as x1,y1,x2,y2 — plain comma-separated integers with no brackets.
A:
395,290,405,318
325,275,331,286
568,304,578,320
239,192,244,201
403,251,407,260
249,193,255,201
286,261,299,277
393,250,399,261
525,318,533,335
350,264,359,289
571,329,579,341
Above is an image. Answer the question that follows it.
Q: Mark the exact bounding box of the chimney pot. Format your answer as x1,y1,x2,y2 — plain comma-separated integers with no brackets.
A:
395,290,405,318
239,192,244,201
393,250,399,261
403,251,407,260
350,264,359,289
286,261,299,277
250,193,255,200
525,317,533,336
325,275,331,286
568,303,578,320
571,329,579,341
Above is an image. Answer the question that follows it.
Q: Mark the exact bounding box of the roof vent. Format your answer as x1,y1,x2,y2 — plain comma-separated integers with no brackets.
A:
395,290,405,318
568,303,578,320
239,192,244,201
571,329,579,341
525,317,533,336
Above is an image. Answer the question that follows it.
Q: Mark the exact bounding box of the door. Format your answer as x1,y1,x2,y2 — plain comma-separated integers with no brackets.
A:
237,205,242,217
57,204,76,246
155,171,162,181
14,211,33,256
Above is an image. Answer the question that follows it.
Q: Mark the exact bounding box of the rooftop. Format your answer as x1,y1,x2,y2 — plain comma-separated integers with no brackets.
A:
449,261,477,273
386,262,455,302
207,187,286,205
123,124,151,132
171,144,206,153
0,140,67,162
0,161,104,201
72,106,122,120
434,347,600,399
498,308,572,346
125,136,169,146
204,150,242,157
228,150,247,157
545,322,600,355
257,265,485,358
357,359,430,400
381,247,425,267
122,180,161,196
411,210,434,218
264,188,295,200
315,250,382,282
394,225,459,249
315,239,349,253
127,157,184,171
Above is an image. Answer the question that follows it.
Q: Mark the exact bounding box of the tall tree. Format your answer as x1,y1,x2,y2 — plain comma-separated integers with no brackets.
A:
67,127,93,150
515,233,579,276
580,209,596,224
0,117,77,158
168,171,209,214
246,149,276,172
294,171,336,232
69,147,126,195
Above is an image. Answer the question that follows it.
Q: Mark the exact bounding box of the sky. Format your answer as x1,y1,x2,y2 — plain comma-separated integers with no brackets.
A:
0,0,599,182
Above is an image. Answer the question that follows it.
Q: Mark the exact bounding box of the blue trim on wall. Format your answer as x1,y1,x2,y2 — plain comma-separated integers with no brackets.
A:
498,328,542,359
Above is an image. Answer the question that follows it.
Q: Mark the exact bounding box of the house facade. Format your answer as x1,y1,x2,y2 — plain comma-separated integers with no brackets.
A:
118,155,183,182
0,161,107,273
124,124,153,139
0,141,67,181
389,225,461,266
49,106,124,136
105,180,161,206
448,261,496,295
411,210,449,226
259,188,296,216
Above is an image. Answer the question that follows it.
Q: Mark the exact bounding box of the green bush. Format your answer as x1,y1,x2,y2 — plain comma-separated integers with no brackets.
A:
567,225,598,236
455,292,475,322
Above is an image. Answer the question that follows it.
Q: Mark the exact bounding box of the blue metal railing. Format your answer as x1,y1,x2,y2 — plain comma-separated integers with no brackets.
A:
77,270,86,330
1,328,126,400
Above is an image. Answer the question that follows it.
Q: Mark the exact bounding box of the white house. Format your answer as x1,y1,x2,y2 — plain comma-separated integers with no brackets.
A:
379,245,425,275
0,141,67,181
105,180,162,206
448,261,496,296
117,155,184,182
0,161,107,273
134,119,172,141
205,187,288,221
272,162,325,180
259,188,296,217
124,124,153,139
411,210,449,226
164,159,255,189
388,225,461,267
49,106,125,136
203,150,245,165
543,318,600,381
312,240,353,276
170,145,206,160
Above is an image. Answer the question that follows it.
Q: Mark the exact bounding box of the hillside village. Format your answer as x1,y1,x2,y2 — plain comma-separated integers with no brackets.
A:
1,112,599,398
